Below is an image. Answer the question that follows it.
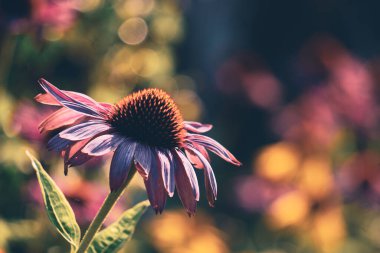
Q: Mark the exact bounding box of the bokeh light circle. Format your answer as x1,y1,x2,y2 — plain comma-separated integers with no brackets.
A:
118,17,148,45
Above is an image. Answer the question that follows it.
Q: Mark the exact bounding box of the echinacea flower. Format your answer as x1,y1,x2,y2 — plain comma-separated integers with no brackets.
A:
35,78,241,215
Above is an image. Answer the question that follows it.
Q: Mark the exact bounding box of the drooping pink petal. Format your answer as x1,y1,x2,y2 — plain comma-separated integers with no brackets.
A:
184,121,213,133
109,140,137,191
134,143,153,179
187,134,242,166
172,149,199,215
39,107,84,133
38,78,105,118
186,146,217,207
144,149,167,214
82,134,124,156
59,120,111,141
157,149,175,197
175,150,199,201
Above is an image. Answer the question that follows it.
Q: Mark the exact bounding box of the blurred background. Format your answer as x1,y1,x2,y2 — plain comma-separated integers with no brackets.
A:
1,0,380,252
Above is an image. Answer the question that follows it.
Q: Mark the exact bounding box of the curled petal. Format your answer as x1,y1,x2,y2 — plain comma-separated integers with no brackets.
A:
172,149,199,215
59,120,111,141
185,142,210,170
187,134,241,166
184,149,203,169
38,78,105,118
134,144,153,179
35,93,61,106
184,121,213,133
66,152,92,168
187,146,217,207
144,149,167,214
109,140,137,191
196,143,210,161
82,134,123,156
64,138,92,169
39,107,84,133
157,149,175,197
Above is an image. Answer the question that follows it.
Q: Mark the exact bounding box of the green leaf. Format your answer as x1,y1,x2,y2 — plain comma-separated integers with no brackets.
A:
88,200,150,253
26,151,81,251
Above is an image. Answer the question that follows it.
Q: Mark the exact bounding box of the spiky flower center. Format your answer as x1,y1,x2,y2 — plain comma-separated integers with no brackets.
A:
108,88,185,148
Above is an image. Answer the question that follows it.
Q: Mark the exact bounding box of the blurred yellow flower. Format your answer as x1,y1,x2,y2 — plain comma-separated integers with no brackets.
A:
174,89,203,121
129,48,173,77
310,206,346,252
148,211,229,253
114,0,155,18
152,15,183,43
0,89,15,137
267,190,310,228
255,142,300,182
74,0,103,12
297,156,334,200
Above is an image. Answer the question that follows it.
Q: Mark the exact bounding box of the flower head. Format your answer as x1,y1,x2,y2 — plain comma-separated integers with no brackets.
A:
35,78,241,215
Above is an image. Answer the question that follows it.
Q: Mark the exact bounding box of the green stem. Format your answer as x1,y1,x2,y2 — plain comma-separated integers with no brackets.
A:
76,169,136,253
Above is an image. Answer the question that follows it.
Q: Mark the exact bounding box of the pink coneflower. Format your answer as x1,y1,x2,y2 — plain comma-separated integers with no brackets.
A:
31,0,77,32
35,78,241,215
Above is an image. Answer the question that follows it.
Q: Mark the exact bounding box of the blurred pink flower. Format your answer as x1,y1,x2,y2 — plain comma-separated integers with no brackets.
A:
336,152,380,207
12,100,106,170
234,176,291,212
8,0,77,35
273,37,379,148
272,87,339,148
216,54,283,110
327,54,377,129
12,100,54,143
27,177,127,226
293,36,378,130
31,0,77,32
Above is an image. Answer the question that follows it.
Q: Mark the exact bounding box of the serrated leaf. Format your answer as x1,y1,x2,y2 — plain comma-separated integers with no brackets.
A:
26,151,81,252
88,200,150,253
